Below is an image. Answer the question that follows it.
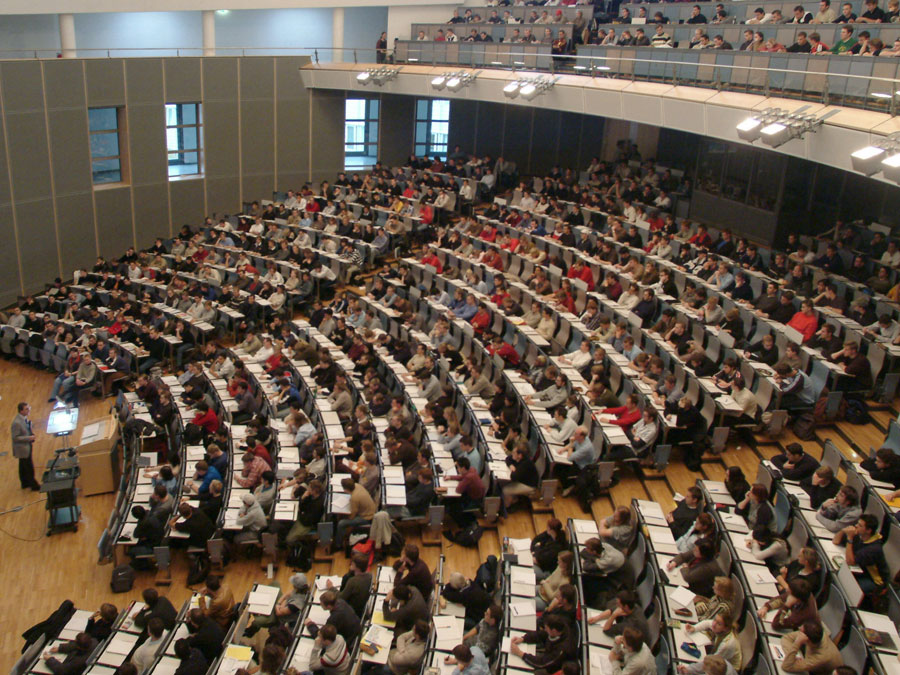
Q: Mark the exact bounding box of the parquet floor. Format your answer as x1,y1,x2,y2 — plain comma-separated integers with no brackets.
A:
0,356,894,670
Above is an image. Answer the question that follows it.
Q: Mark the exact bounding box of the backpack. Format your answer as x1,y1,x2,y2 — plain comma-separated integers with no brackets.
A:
384,528,405,558
475,555,499,593
792,413,817,441
287,542,313,572
352,539,376,569
451,522,483,548
845,398,871,425
110,564,135,593
186,555,210,586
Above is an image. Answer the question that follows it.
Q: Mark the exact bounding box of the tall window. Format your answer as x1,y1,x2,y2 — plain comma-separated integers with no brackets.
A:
344,98,379,166
89,107,127,185
166,103,202,178
414,99,450,160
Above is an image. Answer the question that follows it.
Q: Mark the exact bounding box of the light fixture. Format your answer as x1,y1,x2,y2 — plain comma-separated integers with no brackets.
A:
504,75,559,102
736,106,838,148
216,9,229,14
503,81,521,99
851,145,886,175
850,133,900,180
446,76,462,91
431,75,447,91
356,67,399,87
432,71,478,93
736,117,763,142
519,83,538,100
881,152,900,183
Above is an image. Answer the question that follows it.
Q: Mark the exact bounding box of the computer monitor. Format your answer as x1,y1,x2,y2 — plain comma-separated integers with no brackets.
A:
47,405,79,436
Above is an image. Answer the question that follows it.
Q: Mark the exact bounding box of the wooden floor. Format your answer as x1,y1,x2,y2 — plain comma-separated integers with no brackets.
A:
0,356,894,671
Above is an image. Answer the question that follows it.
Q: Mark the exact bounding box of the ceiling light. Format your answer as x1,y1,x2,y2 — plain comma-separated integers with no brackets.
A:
446,76,462,91
872,92,893,99
216,9,229,14
851,145,886,175
503,82,520,99
519,83,537,100
760,122,793,148
357,71,371,85
431,75,446,91
736,117,763,142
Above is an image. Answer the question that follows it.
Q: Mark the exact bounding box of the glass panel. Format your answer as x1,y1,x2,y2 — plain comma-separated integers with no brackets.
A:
416,99,429,120
89,108,118,132
181,104,197,125
696,140,726,196
181,127,198,151
346,98,366,120
90,131,119,160
346,144,365,154
415,144,427,156
415,122,428,144
165,104,179,127
345,121,365,144
747,153,783,211
166,127,180,153
368,99,379,118
367,121,378,141
92,159,121,184
722,148,753,203
431,99,450,121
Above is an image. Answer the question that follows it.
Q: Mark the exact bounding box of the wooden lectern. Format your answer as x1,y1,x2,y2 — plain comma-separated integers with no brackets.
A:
77,413,121,496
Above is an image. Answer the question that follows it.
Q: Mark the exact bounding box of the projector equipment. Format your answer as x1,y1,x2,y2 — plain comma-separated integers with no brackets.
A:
357,67,399,87
431,71,479,93
503,75,559,101
735,106,838,148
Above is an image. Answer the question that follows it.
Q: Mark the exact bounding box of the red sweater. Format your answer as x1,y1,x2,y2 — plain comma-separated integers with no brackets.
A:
421,254,443,274
602,406,641,430
471,310,491,334
455,468,486,500
192,409,219,434
787,312,818,343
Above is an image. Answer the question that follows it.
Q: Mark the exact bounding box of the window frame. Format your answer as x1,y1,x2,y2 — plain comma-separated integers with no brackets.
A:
414,98,450,161
89,106,129,187
165,102,203,179
344,97,379,159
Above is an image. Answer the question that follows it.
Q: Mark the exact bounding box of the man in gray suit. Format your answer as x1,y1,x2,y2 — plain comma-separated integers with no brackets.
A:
11,402,40,491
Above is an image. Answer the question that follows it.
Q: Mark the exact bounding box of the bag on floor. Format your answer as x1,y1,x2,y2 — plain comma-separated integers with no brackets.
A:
110,564,135,593
186,555,210,586
845,398,871,425
792,413,817,441
450,522,483,548
287,542,312,571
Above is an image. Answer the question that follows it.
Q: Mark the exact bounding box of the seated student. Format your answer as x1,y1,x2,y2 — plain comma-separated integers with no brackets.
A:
586,589,649,636
861,447,900,489
693,577,736,625
531,518,568,579
133,588,178,631
438,456,486,527
557,426,597,496
736,483,775,532
132,617,166,672
800,465,842,509
509,615,578,673
442,572,491,632
598,506,634,552
680,609,741,674
42,632,98,675
306,624,351,675
332,477,376,551
767,578,820,633
815,485,862,533
672,512,716,559
386,619,429,675
773,362,818,411
443,644,489,675
461,605,502,658
831,340,872,393
382,585,430,639
676,537,725,598
834,514,890,599
536,551,574,612
772,443,819,482
667,486,704,539
780,620,843,674
607,626,655,674
306,590,361,646
198,575,235,631
747,526,791,570
502,445,538,510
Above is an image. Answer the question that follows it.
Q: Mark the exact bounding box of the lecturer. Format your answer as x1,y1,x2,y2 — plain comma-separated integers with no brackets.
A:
11,402,40,491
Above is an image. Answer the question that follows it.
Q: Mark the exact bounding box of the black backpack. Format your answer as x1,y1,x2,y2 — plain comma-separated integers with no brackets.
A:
475,555,499,593
451,522,483,548
845,398,871,425
110,565,135,593
287,542,313,572
792,413,817,441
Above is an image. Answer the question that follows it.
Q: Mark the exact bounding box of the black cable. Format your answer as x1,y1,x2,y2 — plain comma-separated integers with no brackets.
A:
0,497,51,542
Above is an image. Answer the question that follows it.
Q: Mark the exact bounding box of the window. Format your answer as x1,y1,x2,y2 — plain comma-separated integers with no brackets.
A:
166,103,202,178
344,98,379,168
414,98,450,160
89,107,127,185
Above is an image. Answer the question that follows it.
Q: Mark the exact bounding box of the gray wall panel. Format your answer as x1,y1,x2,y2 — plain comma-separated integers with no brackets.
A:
206,177,241,218
502,106,532,169
558,111,584,170
55,192,97,270
16,199,59,290
6,112,52,204
240,99,275,186
169,178,205,227
42,60,86,110
125,59,164,105
0,205,21,305
448,100,477,157
380,95,415,169
309,90,345,184
94,187,134,259
127,104,168,187
529,108,559,176
276,99,307,189
133,183,170,247
0,108,10,207
84,59,125,107
47,108,92,196
275,56,310,100
204,100,240,180
475,101,503,159
242,175,272,203
203,58,238,102
163,58,202,103
1,61,45,113
240,57,275,101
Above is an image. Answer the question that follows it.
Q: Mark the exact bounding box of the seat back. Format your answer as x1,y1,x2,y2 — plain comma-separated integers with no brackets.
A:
539,479,558,507
819,584,848,641
821,439,842,475
840,626,868,675
736,609,758,671
207,538,225,567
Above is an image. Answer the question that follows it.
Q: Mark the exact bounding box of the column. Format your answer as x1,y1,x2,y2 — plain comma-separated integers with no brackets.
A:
58,13,76,59
202,10,216,57
332,7,345,64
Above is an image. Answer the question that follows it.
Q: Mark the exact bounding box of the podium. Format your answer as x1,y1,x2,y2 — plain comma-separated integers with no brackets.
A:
77,414,121,496
42,456,80,535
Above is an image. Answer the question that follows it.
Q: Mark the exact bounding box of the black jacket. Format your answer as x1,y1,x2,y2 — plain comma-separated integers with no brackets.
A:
174,648,208,675
46,638,98,675
772,452,819,482
861,456,900,489
187,616,225,662
309,598,361,645
441,582,491,625
134,597,178,631
521,626,578,672
799,477,841,510
339,572,373,619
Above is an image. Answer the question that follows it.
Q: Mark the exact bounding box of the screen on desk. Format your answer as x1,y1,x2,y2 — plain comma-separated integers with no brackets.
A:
47,406,79,435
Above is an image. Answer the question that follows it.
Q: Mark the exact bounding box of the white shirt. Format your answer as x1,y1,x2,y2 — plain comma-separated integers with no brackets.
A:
881,250,900,267
253,344,274,363
547,417,577,444
311,265,337,281
132,637,165,673
564,348,593,369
